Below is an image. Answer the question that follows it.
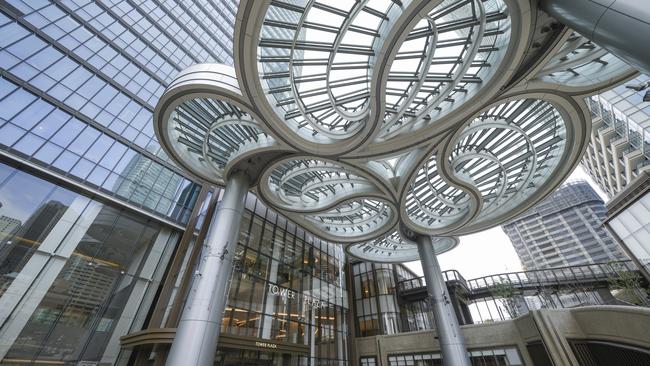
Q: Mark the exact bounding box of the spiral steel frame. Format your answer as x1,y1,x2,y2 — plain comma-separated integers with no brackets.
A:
154,0,636,263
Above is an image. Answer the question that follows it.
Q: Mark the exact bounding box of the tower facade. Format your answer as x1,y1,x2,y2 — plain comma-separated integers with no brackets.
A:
0,4,353,364
582,74,650,198
503,181,627,270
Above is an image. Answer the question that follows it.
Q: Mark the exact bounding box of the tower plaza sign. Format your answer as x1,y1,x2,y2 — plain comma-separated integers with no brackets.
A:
267,284,328,310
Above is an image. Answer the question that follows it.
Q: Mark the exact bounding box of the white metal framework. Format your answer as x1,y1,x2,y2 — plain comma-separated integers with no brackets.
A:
534,32,634,93
154,0,635,262
347,232,459,263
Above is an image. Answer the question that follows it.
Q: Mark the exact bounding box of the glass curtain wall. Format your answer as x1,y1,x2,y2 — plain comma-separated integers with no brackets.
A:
351,262,436,336
400,301,434,333
142,191,350,365
0,4,210,225
386,348,523,366
224,194,349,365
146,192,351,365
0,161,180,365
351,262,403,337
393,265,434,332
607,191,650,277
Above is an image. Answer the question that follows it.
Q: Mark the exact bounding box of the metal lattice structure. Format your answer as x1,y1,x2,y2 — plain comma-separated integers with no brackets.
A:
154,0,636,263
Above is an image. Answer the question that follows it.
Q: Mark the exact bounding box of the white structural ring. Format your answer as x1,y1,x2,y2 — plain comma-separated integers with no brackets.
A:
154,1,628,263
346,231,459,263
401,94,589,236
239,0,523,156
153,64,283,186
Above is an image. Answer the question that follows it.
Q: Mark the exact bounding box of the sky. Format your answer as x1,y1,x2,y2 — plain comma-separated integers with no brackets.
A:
404,165,610,279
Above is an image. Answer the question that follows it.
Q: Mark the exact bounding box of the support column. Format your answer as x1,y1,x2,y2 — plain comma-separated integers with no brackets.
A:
540,0,650,75
309,309,316,366
261,244,281,339
416,235,471,366
166,172,249,366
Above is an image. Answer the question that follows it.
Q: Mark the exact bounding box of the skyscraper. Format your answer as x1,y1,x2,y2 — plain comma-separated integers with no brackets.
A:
0,0,236,224
582,74,650,198
0,3,352,365
502,181,626,270
580,75,650,282
0,1,239,364
0,215,21,243
0,199,68,292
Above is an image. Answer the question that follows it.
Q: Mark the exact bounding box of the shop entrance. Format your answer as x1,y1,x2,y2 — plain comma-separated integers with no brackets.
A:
215,348,301,366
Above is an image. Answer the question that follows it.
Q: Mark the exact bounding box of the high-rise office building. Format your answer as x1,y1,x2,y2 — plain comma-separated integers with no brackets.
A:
502,181,626,270
0,0,227,224
0,3,352,364
582,74,650,198
0,215,21,243
0,199,68,295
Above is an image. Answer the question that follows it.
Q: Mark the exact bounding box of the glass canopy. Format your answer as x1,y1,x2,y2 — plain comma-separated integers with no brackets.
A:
153,0,635,261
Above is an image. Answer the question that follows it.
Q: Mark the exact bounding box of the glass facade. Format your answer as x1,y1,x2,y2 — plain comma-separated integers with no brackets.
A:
0,73,200,224
606,174,650,281
0,161,179,365
215,349,302,366
223,195,349,365
351,262,400,337
0,139,351,365
0,0,240,224
351,262,435,337
386,348,523,366
145,192,350,366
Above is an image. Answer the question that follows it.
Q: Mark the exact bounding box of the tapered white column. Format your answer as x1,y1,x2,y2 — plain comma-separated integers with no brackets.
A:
166,172,249,366
540,0,650,75
416,235,471,366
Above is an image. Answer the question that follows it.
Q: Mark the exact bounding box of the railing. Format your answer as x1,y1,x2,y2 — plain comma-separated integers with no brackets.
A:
588,95,650,158
397,277,425,292
395,260,648,324
397,269,469,293
467,260,637,292
396,260,642,296
444,269,468,285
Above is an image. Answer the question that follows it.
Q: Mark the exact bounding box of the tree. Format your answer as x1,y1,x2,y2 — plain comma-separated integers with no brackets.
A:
606,261,650,306
490,279,523,319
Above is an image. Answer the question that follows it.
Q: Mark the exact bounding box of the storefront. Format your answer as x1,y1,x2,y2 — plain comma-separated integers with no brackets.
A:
216,194,350,365
215,349,293,366
215,333,310,366
120,192,350,365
